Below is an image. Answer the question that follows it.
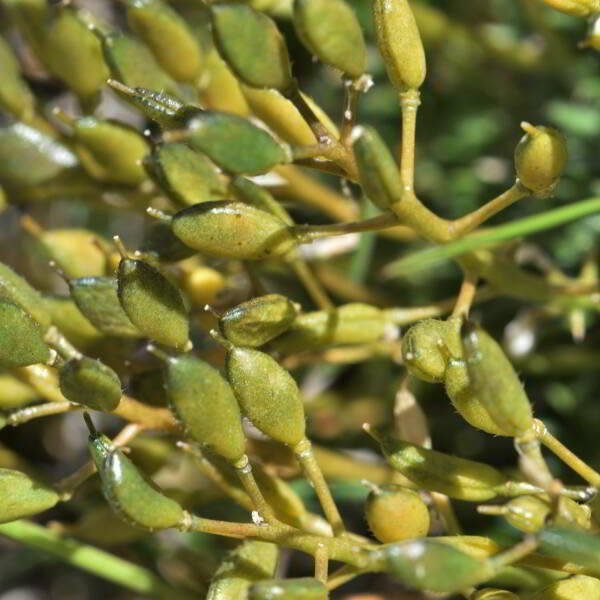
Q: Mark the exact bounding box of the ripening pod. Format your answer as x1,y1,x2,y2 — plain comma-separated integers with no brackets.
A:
219,294,299,347
369,429,507,501
171,201,298,260
353,126,404,210
538,527,600,577
181,266,227,308
207,540,279,600
0,302,50,368
224,345,306,446
543,0,599,17
471,590,519,600
59,357,121,412
0,468,60,523
530,575,600,600
175,111,292,174
293,0,366,78
117,257,189,350
125,0,203,82
86,419,187,530
248,578,328,600
401,318,452,383
514,123,568,197
143,144,227,208
373,0,427,91
139,224,196,263
272,303,387,353
69,276,142,338
0,36,35,121
210,3,293,91
0,261,51,330
162,354,246,462
230,176,294,225
365,483,430,543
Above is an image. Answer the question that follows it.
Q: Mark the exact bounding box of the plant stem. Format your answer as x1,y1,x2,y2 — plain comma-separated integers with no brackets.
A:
289,259,334,310
7,401,82,426
292,212,399,243
314,543,329,583
452,270,478,317
233,455,280,525
399,90,421,193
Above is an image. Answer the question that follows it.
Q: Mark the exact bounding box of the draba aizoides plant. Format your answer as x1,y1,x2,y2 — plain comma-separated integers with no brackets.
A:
1,0,600,598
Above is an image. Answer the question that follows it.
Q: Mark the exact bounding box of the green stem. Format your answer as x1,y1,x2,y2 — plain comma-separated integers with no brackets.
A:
399,90,420,193
289,259,334,310
292,212,399,243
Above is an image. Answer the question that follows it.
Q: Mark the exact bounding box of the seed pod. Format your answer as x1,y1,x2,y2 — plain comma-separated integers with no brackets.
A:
529,575,600,600
542,0,599,17
248,577,328,600
0,36,35,121
211,3,293,91
0,468,60,523
125,0,203,82
181,266,227,308
117,257,189,350
219,294,298,347
401,318,452,383
139,224,196,263
163,354,246,462
514,123,567,197
365,483,430,543
229,176,294,225
272,303,387,353
370,429,507,501
353,125,404,210
207,540,279,600
0,374,38,410
373,0,427,91
86,416,187,530
177,111,291,174
224,344,306,446
0,302,51,368
471,590,520,600
143,144,227,209
69,277,142,338
59,357,121,412
0,261,51,330
293,0,366,78
171,201,297,260
538,527,600,577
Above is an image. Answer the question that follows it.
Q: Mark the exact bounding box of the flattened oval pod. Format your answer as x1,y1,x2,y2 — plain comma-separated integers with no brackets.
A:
171,201,297,260
207,540,279,600
365,483,430,543
125,0,203,82
353,125,403,210
85,415,187,530
0,36,35,120
529,575,600,600
59,357,121,412
293,0,366,78
69,276,142,338
0,302,50,368
0,468,59,523
224,345,306,446
210,3,293,91
0,261,51,330
372,0,427,91
219,294,298,347
248,577,328,600
229,176,294,225
117,257,189,350
143,143,227,208
176,111,291,174
162,354,246,462
401,318,452,383
538,527,600,576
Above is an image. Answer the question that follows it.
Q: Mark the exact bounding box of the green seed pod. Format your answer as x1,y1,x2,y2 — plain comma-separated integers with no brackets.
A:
117,257,189,350
0,374,38,410
207,540,279,600
293,0,366,78
0,302,50,368
69,276,142,338
59,357,121,412
85,416,187,530
529,575,600,600
370,429,507,501
0,261,51,330
272,303,387,353
219,294,298,347
353,125,404,210
139,223,196,263
211,3,293,91
229,176,294,225
365,483,430,543
163,354,246,462
373,0,427,91
171,201,297,260
176,111,291,175
538,527,600,577
248,577,328,600
401,318,451,383
0,36,35,121
224,344,306,446
514,122,568,197
125,0,203,82
471,590,520,600
143,143,227,209
0,468,60,523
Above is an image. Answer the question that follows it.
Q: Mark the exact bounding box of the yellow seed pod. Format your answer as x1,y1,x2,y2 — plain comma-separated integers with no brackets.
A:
530,575,600,600
542,0,600,18
181,266,227,308
373,0,427,91
365,483,430,543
